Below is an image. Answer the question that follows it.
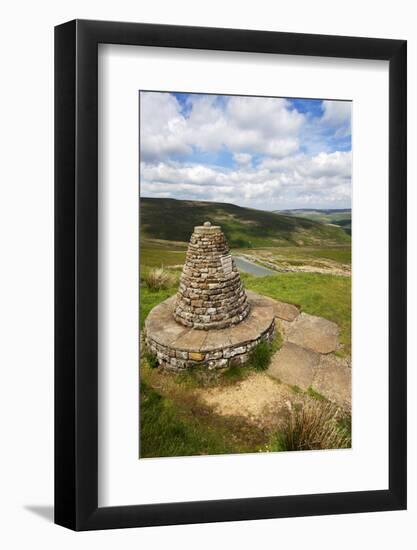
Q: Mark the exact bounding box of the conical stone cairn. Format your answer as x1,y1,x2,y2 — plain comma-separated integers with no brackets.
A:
174,222,250,330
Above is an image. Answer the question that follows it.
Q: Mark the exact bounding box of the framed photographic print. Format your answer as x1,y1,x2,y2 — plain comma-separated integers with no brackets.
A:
55,20,407,530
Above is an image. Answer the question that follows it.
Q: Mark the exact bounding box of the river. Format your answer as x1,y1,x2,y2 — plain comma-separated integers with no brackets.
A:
232,256,276,277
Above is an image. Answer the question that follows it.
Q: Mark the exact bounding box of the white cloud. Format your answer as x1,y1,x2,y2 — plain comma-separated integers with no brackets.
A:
321,100,351,137
140,93,191,160
141,150,351,210
140,92,304,161
321,100,351,126
233,153,252,165
140,93,352,209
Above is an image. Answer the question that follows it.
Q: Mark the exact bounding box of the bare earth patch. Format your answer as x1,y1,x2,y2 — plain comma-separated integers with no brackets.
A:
197,372,298,431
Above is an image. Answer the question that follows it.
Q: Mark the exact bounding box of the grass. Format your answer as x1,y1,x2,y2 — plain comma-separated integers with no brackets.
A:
242,271,351,355
139,378,267,458
140,381,237,457
141,247,186,269
307,386,327,401
271,401,351,452
144,350,159,369
173,363,252,389
248,340,274,371
140,285,177,329
139,334,282,458
142,267,177,291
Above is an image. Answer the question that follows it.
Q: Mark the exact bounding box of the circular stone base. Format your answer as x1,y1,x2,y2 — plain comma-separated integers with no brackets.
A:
144,293,275,371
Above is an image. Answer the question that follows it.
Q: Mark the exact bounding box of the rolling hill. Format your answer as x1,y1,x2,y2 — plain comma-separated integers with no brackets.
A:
275,208,351,235
140,198,351,248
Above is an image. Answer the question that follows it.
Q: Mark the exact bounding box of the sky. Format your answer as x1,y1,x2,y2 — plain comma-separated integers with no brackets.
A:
139,91,352,211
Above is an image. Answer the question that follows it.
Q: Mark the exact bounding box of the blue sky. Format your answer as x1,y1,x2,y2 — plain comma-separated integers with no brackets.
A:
140,92,352,210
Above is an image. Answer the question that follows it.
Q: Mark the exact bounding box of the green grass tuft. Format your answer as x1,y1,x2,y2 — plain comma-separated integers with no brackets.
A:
144,350,159,369
248,340,273,371
270,401,351,452
307,386,327,401
142,267,177,291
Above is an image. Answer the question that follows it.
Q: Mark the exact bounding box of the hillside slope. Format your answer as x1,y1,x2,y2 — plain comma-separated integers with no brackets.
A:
140,198,351,248
276,208,351,235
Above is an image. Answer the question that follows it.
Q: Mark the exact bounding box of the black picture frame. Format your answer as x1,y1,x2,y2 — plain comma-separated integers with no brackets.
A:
55,19,407,531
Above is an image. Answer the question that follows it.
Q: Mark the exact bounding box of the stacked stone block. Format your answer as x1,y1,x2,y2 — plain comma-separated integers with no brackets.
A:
174,222,250,330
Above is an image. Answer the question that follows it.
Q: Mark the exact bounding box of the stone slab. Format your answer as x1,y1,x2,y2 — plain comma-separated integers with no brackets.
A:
286,312,339,354
267,342,320,389
272,301,300,322
200,328,232,352
145,302,190,347
246,290,300,322
227,315,265,346
312,355,351,410
249,305,275,334
172,328,208,351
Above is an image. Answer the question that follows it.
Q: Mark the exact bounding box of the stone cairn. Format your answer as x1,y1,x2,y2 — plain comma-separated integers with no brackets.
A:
173,222,250,330
144,222,276,371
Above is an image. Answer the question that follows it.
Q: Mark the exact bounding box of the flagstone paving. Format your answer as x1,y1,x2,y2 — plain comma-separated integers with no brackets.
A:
312,354,351,411
267,342,320,389
286,312,339,354
268,305,351,409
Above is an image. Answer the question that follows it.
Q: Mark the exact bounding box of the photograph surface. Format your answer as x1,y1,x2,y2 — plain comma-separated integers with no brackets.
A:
139,91,352,459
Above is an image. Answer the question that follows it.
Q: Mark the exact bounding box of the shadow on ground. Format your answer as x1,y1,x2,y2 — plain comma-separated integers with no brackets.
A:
24,505,54,523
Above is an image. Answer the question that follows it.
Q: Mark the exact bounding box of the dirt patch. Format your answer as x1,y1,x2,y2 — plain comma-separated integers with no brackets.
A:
196,372,300,431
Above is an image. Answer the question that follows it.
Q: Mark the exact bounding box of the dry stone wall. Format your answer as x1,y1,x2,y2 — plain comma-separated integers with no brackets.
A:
146,319,275,371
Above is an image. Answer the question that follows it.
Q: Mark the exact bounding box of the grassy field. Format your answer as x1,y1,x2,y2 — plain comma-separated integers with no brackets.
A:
141,247,186,270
